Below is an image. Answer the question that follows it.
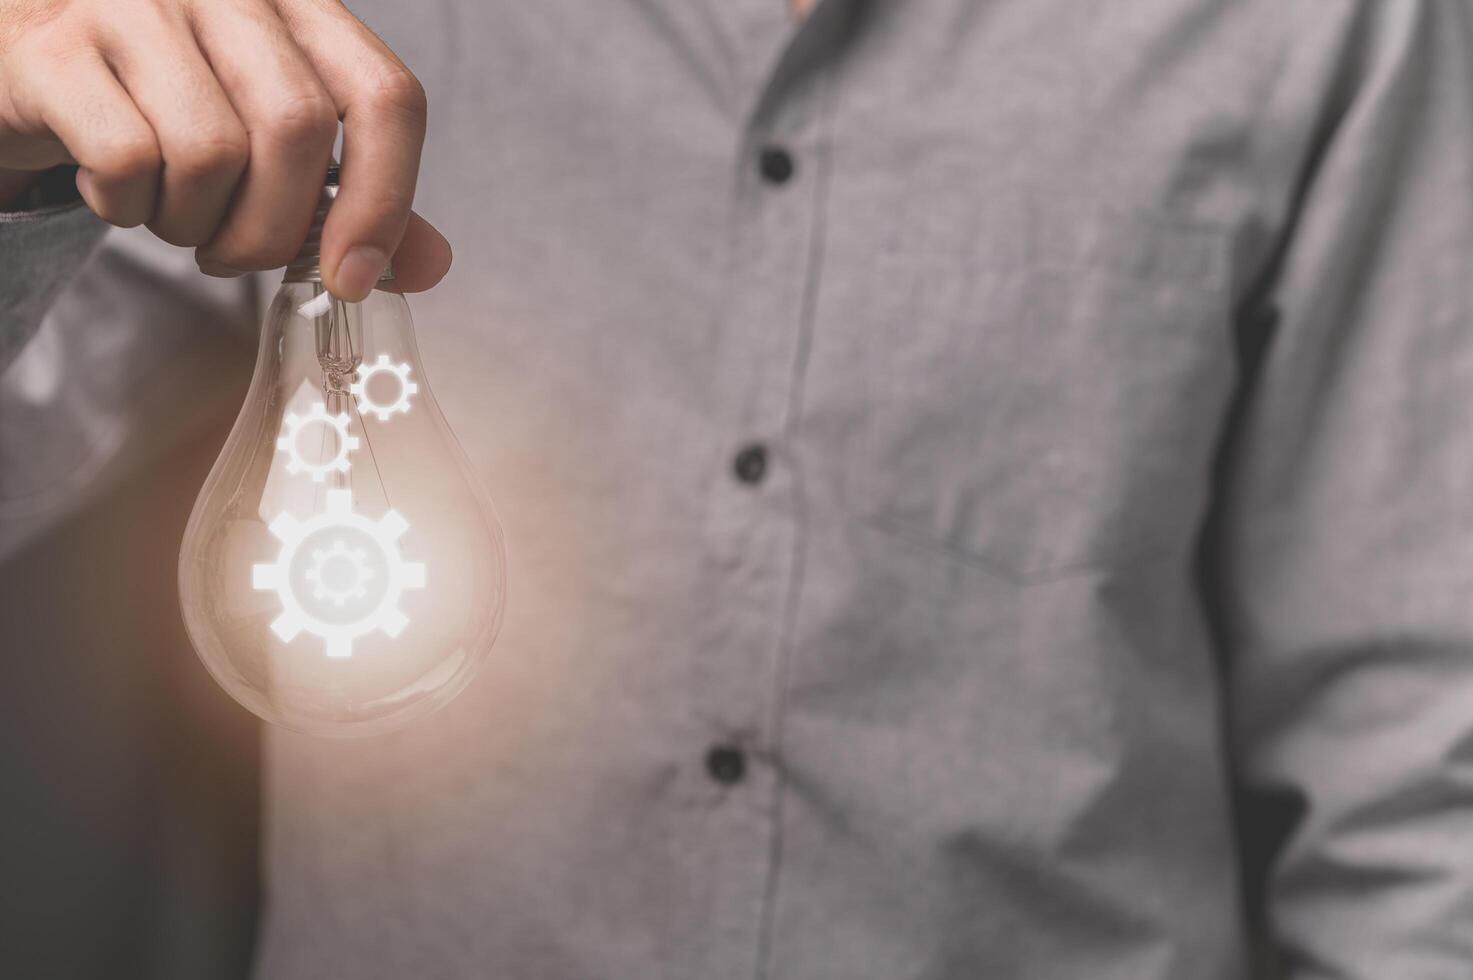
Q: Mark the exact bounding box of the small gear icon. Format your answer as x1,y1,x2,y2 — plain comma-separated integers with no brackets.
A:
252,489,427,659
350,354,418,422
305,539,373,606
276,401,359,482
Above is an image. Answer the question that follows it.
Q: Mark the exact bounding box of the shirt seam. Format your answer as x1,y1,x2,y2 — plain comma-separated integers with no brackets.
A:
753,56,839,980
0,197,91,225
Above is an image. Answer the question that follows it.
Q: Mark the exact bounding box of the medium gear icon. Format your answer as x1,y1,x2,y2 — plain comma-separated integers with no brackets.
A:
252,489,426,659
276,401,359,482
350,354,418,422
305,539,373,606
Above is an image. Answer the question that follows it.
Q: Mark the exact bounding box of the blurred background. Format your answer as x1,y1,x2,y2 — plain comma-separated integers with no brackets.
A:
0,229,261,979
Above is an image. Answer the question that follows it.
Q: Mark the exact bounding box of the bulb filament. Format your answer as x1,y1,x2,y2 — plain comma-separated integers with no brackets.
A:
304,286,392,506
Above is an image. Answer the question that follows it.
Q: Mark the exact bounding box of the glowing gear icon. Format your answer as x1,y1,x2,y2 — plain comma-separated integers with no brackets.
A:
252,489,426,659
350,354,418,421
276,401,358,482
305,539,373,606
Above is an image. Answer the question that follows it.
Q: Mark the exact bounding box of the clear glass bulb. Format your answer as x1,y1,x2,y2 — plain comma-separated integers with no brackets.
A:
179,184,506,737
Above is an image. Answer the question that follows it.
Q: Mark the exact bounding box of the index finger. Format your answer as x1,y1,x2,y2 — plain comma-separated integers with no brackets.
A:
278,2,426,300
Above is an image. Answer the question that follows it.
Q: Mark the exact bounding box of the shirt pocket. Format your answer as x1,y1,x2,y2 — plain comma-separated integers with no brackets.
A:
811,195,1236,584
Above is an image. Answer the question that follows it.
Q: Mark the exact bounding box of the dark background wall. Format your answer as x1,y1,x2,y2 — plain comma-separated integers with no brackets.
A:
0,416,259,979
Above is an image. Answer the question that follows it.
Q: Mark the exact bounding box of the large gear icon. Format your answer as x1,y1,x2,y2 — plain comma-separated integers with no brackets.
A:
252,489,426,658
350,354,418,422
305,539,373,606
276,401,359,482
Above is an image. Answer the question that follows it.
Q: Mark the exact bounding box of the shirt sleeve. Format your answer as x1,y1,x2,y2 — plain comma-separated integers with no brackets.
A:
1210,2,1473,975
0,197,259,560
0,192,109,374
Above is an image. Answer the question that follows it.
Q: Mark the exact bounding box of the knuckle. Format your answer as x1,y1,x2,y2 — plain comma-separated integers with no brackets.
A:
92,131,161,185
150,199,227,247
365,179,414,218
264,91,337,147
91,196,148,228
13,19,88,68
172,126,249,181
155,226,205,248
150,219,208,248
204,234,300,272
89,180,152,226
362,66,427,123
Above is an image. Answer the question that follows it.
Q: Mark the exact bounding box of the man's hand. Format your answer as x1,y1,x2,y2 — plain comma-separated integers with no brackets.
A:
0,0,451,299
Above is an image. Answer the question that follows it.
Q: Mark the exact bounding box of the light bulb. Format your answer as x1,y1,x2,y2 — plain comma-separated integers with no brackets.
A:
179,172,506,737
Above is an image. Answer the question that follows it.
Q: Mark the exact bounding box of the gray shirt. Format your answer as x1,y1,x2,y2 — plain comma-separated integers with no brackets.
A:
5,1,1473,977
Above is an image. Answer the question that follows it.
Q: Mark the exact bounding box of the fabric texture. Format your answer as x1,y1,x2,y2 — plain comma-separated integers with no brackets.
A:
4,1,1473,978
0,220,257,559
0,198,106,373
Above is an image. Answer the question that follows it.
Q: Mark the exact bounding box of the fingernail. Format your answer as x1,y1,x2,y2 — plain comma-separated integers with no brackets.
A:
335,245,389,300
197,259,243,279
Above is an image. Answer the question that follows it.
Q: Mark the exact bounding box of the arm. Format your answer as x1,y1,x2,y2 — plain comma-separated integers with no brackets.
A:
0,215,260,559
1209,2,1473,975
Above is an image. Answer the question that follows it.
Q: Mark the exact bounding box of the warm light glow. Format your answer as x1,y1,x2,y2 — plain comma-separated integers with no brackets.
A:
305,539,373,606
180,277,505,736
350,353,418,421
275,400,359,482
251,489,427,659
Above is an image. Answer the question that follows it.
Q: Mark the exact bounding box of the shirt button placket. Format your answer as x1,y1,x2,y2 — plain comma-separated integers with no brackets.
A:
758,145,796,185
732,443,769,485
706,744,748,786
694,86,829,980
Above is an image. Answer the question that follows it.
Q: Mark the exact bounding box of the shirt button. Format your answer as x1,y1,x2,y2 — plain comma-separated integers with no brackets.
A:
732,444,768,485
758,145,795,185
705,744,747,785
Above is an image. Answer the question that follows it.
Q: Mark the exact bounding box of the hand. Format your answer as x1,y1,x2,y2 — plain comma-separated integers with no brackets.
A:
0,0,451,299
